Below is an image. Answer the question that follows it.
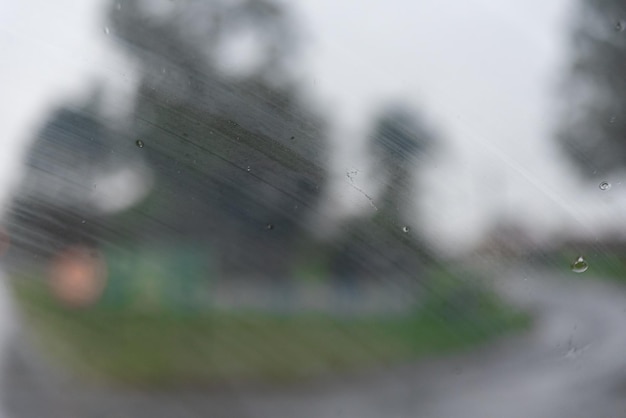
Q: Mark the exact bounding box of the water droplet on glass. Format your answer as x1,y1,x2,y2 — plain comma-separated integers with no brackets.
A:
401,226,410,233
571,256,589,273
609,116,616,124
136,140,144,148
599,181,611,191
246,166,251,172
103,27,110,35
116,2,121,10
617,20,626,31
266,223,274,230
290,136,295,140
81,220,86,224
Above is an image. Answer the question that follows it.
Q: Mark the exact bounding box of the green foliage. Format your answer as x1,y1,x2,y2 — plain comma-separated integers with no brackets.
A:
558,0,626,175
10,273,529,386
370,105,433,164
420,269,514,327
104,0,328,278
99,244,215,311
556,251,626,282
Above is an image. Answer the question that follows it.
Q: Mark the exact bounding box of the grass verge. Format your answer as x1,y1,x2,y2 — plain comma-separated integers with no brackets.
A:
10,275,529,387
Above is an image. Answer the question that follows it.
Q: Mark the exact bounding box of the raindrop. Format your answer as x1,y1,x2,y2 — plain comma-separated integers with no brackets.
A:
290,136,295,140
246,166,251,172
599,181,611,191
616,20,626,31
115,2,121,10
266,223,274,230
81,220,86,224
103,27,110,35
401,226,410,233
136,140,144,148
571,256,589,273
609,116,616,124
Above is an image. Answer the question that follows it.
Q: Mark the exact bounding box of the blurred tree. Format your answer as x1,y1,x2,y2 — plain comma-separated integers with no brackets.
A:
6,98,120,261
7,0,328,282
558,0,626,176
326,104,437,285
105,0,327,279
370,104,433,218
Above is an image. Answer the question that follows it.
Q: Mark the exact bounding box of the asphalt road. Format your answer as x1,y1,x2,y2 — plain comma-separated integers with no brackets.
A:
2,266,626,417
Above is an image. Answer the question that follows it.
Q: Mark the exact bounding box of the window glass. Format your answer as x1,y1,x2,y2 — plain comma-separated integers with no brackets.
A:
1,1,625,416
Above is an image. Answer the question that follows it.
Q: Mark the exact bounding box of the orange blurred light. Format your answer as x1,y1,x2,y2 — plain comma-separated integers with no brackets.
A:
48,246,107,308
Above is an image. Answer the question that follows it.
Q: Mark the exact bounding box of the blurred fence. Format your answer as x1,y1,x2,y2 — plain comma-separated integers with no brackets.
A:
98,245,421,316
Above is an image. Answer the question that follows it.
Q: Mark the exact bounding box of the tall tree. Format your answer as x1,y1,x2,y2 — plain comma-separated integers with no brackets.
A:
7,0,328,280
558,0,626,176
325,104,437,284
370,104,433,219
106,0,327,278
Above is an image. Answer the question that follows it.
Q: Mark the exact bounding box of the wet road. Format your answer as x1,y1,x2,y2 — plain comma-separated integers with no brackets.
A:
410,268,626,418
2,266,626,417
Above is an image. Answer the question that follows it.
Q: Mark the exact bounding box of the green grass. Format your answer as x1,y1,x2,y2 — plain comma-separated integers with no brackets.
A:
580,254,626,282
10,276,529,387
544,251,626,282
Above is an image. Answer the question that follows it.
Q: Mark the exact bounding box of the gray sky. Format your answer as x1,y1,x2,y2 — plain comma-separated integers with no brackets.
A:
2,0,625,255
292,0,626,253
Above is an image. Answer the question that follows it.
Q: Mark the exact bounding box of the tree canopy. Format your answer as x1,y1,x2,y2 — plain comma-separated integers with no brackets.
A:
558,0,626,176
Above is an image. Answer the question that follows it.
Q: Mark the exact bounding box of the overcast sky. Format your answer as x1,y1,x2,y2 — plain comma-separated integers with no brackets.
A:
2,0,625,255
293,0,626,253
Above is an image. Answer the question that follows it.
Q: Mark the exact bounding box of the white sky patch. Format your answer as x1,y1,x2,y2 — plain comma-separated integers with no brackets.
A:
0,0,139,212
91,167,153,214
213,28,268,78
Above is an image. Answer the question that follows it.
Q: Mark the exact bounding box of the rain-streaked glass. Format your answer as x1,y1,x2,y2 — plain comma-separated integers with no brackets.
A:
1,1,626,417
